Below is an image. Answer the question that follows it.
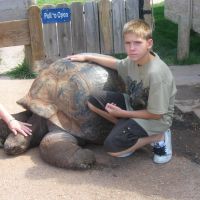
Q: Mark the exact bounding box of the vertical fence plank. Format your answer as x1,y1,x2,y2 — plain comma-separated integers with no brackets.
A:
112,0,126,54
28,5,45,61
57,3,72,57
125,0,139,22
84,2,100,53
42,4,59,58
98,0,113,54
71,2,86,54
143,0,152,26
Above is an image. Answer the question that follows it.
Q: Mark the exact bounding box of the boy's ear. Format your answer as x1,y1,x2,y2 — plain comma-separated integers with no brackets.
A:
147,38,153,49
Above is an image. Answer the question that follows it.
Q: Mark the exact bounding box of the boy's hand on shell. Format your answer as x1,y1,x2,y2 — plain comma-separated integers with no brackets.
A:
66,54,86,62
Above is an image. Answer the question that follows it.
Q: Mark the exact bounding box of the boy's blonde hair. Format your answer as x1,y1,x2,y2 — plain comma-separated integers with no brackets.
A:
123,19,152,40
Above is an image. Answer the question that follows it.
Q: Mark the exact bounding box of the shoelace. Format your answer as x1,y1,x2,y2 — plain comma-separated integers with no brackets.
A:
153,144,166,156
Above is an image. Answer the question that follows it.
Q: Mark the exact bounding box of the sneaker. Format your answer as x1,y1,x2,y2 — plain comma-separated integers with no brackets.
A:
153,129,172,164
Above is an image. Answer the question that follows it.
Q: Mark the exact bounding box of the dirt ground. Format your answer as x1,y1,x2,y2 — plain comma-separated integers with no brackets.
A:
0,46,200,200
172,107,200,164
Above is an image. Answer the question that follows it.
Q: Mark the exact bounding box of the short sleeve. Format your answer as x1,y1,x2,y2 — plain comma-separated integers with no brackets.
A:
116,57,129,82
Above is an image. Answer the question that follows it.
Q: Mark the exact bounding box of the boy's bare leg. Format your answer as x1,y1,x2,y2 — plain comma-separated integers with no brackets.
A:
108,133,164,157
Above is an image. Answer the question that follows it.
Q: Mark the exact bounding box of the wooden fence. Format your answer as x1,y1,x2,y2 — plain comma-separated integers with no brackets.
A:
42,0,152,59
0,0,152,71
0,0,45,68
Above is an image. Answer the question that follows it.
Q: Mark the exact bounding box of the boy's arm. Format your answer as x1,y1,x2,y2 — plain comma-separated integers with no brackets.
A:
66,54,118,70
122,109,162,120
105,103,162,120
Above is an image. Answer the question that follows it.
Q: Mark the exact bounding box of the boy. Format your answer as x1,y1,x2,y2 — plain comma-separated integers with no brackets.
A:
67,19,177,164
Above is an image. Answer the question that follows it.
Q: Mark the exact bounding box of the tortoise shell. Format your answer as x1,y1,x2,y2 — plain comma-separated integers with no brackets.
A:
17,58,125,143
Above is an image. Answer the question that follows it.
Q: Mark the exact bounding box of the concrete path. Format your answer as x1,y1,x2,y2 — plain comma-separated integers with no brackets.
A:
170,65,200,118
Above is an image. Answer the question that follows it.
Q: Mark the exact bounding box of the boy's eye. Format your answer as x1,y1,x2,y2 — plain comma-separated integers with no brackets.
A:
125,41,142,45
135,41,142,44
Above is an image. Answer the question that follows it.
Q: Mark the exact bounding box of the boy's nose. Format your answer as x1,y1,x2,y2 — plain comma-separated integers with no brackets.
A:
130,43,135,50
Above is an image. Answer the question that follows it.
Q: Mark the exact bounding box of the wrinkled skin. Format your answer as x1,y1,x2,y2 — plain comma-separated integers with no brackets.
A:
0,59,125,169
0,111,47,155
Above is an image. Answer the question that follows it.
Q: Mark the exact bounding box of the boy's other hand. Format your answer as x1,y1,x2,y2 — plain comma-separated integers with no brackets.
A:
105,103,123,116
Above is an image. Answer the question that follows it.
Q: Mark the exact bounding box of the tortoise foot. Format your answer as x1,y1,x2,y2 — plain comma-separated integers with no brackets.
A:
39,131,96,169
70,148,96,169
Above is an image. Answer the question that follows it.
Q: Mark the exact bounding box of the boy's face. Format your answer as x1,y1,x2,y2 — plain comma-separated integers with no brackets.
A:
124,33,153,64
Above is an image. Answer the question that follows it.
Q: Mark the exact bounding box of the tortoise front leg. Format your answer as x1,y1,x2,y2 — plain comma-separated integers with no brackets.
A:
39,131,96,169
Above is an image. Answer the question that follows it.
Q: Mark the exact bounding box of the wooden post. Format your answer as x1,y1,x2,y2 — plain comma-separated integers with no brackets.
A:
177,0,193,60
24,0,36,71
28,5,45,61
24,45,32,69
25,6,45,71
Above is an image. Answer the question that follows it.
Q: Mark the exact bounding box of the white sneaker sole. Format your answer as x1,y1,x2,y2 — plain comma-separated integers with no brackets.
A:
153,154,172,164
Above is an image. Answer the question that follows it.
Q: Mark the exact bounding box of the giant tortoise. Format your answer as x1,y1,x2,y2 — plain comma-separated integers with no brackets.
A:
0,58,125,169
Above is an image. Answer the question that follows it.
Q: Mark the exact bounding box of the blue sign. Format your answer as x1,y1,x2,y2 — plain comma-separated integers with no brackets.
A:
41,8,71,24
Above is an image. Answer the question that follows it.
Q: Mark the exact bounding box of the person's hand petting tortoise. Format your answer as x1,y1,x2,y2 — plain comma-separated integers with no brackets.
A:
0,104,32,137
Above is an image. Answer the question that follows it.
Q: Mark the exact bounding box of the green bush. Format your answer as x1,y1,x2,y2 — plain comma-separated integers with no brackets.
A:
153,3,200,65
5,60,37,79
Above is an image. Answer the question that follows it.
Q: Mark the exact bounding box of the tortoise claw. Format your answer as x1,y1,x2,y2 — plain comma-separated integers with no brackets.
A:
70,149,96,169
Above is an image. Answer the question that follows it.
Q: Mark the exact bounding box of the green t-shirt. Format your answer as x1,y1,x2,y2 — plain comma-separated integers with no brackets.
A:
116,53,177,135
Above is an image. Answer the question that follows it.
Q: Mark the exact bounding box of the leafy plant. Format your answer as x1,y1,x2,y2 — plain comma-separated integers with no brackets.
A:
5,60,37,79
